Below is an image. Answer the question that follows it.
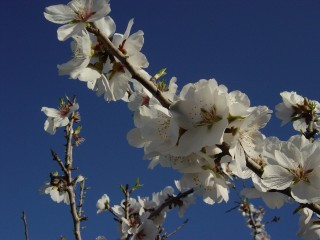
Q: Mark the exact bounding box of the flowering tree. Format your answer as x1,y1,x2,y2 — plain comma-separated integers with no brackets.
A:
35,0,320,240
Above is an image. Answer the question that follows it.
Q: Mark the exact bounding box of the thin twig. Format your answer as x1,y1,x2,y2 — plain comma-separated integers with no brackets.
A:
149,189,194,220
51,149,68,175
77,179,85,217
86,24,172,109
162,219,189,239
65,109,82,240
21,211,29,240
124,184,130,220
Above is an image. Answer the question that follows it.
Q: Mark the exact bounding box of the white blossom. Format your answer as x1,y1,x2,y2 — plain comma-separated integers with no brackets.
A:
96,194,110,214
298,208,320,240
58,31,92,79
41,183,70,204
97,19,148,102
44,0,111,41
179,170,229,205
262,135,320,203
170,79,229,156
41,102,79,135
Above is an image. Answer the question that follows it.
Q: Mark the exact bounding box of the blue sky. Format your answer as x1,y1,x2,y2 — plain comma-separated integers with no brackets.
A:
1,0,320,239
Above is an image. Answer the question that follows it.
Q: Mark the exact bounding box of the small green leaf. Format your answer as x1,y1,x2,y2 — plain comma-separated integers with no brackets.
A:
74,126,82,135
59,97,64,106
120,184,126,193
132,178,143,191
154,68,167,80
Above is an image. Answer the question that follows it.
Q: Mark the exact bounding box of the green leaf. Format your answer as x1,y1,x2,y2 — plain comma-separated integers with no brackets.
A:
154,68,167,80
132,178,143,191
119,184,126,194
74,126,82,135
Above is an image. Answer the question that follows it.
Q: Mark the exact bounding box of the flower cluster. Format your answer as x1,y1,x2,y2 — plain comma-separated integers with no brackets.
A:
96,184,194,240
298,208,320,240
40,173,84,205
275,91,320,138
43,0,320,239
128,79,272,205
41,97,79,135
44,0,148,102
238,199,270,240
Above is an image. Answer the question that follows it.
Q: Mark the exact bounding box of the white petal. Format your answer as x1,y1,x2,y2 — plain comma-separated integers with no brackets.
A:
262,165,293,190
94,16,116,38
44,5,75,24
44,118,56,135
41,107,60,118
57,23,85,41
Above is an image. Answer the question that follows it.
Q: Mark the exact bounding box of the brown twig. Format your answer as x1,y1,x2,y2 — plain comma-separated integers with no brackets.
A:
149,189,194,220
22,211,29,240
161,219,189,239
77,179,85,217
86,24,172,109
65,110,82,240
51,149,68,175
86,21,320,218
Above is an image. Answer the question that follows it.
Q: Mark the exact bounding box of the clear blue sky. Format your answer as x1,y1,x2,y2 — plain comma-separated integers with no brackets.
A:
1,0,320,239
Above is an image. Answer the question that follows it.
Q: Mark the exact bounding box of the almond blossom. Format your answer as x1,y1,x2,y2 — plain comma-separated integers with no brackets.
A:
44,0,111,41
96,194,110,214
298,208,320,240
170,79,229,156
127,104,179,158
58,30,92,79
41,100,79,135
178,170,230,205
275,91,320,133
226,106,272,179
261,135,320,203
97,19,149,101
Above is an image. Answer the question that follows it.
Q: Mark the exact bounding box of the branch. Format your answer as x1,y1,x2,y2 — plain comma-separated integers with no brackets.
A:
86,24,172,109
88,16,320,220
244,155,320,216
149,189,194,220
51,149,68,175
161,219,189,239
21,211,29,240
64,112,83,240
77,179,86,217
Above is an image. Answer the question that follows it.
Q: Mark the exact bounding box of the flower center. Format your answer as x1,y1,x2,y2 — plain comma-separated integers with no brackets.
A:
290,165,313,184
69,0,95,22
196,106,222,129
59,105,71,117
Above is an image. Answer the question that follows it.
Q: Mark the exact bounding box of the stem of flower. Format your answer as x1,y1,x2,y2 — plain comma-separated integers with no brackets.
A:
86,24,172,109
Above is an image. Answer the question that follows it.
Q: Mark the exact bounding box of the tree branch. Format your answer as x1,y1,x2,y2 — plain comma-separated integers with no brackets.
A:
86,24,172,109
21,211,29,240
86,21,320,219
64,110,82,240
149,189,194,220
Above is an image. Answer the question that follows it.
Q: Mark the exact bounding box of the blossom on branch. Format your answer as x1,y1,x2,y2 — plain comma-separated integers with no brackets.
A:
58,30,92,79
44,0,111,41
97,19,149,101
96,194,110,214
261,135,320,203
298,208,320,240
170,79,229,156
225,92,272,179
41,99,79,135
275,91,320,133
